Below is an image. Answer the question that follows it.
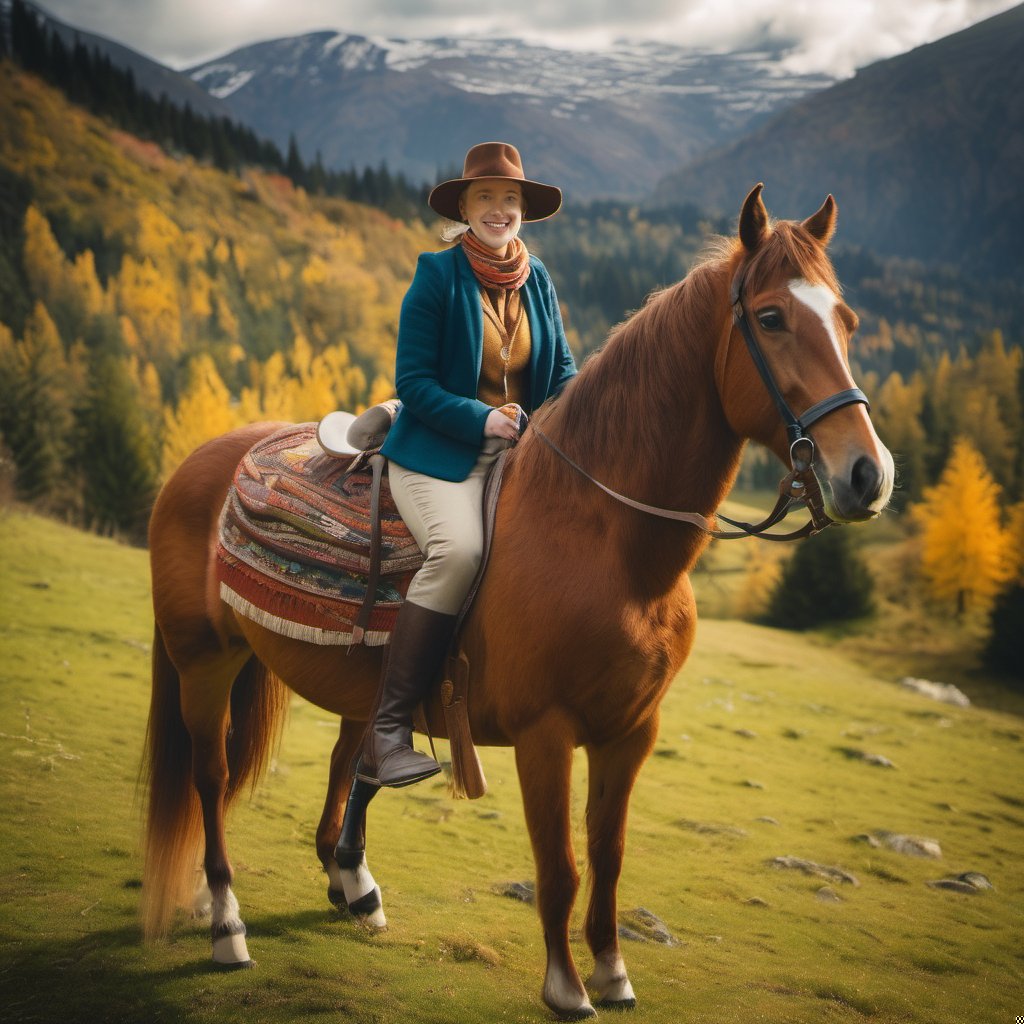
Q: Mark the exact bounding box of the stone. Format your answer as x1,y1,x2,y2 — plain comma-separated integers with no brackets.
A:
927,872,993,894
769,856,860,886
493,880,535,903
676,819,748,837
836,747,896,768
871,831,942,859
815,886,842,902
899,677,970,707
618,907,682,946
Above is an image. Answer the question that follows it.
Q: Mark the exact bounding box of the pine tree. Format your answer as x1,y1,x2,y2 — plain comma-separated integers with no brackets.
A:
910,438,1014,617
0,302,75,506
77,349,158,539
762,527,875,630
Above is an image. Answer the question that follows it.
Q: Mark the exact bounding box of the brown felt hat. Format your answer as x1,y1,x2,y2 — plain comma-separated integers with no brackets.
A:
428,142,562,223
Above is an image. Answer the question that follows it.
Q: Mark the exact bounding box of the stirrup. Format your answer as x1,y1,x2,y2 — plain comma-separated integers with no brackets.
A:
355,750,442,789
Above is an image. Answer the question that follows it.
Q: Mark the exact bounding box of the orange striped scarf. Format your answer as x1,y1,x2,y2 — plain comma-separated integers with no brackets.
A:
461,231,531,291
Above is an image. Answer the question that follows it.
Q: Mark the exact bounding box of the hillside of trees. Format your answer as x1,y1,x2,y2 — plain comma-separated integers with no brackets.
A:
1,43,1023,665
0,59,436,538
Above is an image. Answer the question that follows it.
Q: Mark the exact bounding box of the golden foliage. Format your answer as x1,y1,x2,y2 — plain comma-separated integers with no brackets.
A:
116,256,182,361
910,438,1015,616
161,355,239,478
734,545,783,621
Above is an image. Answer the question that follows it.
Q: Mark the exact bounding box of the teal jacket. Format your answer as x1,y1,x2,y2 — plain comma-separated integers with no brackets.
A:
380,245,577,481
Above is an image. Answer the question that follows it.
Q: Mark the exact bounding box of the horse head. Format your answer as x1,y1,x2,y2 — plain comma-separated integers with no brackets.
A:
715,184,894,522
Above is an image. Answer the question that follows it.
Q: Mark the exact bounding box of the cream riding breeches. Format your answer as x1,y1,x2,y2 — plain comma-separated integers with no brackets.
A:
387,437,508,615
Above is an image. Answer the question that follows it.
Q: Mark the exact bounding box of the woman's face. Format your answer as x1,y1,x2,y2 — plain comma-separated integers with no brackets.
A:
459,179,524,254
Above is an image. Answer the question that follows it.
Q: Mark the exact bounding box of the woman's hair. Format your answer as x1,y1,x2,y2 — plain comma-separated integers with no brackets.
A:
437,184,528,242
440,220,471,242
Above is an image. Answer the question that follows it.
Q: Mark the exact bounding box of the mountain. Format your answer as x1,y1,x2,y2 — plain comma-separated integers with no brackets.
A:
185,33,835,199
652,3,1024,276
7,0,232,119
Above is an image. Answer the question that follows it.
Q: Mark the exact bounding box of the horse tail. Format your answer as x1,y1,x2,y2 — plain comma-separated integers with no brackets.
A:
224,651,290,805
141,626,290,940
141,623,200,941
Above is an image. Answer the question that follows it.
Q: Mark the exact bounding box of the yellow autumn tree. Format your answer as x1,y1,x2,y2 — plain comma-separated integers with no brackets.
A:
734,544,783,621
161,354,238,478
910,438,1015,617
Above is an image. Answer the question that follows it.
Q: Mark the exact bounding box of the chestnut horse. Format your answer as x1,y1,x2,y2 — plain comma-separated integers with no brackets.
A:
142,186,893,1019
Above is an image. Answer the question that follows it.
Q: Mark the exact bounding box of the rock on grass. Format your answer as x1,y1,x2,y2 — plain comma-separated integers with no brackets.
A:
927,872,994,894
836,746,896,768
769,856,860,886
899,677,970,707
493,880,535,903
618,907,682,946
853,831,942,858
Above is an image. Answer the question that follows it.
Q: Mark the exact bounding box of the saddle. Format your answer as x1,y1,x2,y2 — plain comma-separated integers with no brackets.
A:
216,406,512,799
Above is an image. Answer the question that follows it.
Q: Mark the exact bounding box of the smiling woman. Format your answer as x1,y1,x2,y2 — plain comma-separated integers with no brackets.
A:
361,141,575,787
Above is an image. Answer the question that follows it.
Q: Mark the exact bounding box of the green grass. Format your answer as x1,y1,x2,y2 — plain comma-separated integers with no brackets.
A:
1,508,1023,1023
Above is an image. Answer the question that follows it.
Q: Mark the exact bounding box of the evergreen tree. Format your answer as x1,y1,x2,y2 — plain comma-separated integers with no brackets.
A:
762,527,875,630
0,302,75,507
77,348,158,539
984,586,1024,684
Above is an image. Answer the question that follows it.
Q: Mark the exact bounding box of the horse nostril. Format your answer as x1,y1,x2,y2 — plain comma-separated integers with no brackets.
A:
851,456,883,507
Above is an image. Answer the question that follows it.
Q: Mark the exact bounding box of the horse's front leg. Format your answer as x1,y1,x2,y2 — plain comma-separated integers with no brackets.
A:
316,717,368,906
515,710,595,1020
583,716,659,1009
333,774,385,927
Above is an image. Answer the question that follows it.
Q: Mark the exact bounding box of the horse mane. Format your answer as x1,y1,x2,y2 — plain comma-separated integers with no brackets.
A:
522,216,841,501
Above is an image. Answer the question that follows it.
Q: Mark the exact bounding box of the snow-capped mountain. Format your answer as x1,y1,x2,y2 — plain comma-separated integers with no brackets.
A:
188,32,836,199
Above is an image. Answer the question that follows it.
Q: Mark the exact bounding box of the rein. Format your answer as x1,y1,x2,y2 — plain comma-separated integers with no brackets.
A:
532,264,871,542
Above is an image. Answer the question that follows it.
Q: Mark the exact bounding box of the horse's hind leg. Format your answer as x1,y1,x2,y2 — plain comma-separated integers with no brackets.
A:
583,717,659,1009
315,717,384,925
180,651,254,968
515,710,595,1021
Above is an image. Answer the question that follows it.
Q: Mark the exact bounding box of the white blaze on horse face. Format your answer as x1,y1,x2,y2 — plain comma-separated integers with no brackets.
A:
788,279,843,360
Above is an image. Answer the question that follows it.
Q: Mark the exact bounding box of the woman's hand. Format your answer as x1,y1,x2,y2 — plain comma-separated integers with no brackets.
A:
484,408,520,441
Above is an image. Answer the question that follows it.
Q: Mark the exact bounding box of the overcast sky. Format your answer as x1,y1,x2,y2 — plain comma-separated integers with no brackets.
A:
37,0,1020,76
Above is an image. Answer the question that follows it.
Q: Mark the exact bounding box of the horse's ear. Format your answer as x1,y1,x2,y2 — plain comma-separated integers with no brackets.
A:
739,183,768,252
802,195,837,245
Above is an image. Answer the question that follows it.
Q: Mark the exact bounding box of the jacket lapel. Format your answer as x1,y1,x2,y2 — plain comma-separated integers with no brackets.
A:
454,246,484,391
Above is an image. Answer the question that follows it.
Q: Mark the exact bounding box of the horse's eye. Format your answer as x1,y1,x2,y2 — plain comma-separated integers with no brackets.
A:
757,310,784,332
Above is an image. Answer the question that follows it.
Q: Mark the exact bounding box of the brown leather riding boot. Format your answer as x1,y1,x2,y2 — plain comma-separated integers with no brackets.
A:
356,601,456,787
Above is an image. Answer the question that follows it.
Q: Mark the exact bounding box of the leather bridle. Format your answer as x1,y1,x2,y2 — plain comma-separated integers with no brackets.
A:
531,263,871,541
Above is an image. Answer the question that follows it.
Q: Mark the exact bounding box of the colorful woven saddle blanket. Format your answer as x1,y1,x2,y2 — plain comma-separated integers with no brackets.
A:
216,423,424,646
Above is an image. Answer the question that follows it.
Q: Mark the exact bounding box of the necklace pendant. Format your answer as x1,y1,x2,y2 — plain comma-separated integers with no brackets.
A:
500,345,510,360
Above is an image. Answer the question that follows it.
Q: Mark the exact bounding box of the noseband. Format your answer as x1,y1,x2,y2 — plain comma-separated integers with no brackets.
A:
531,262,871,541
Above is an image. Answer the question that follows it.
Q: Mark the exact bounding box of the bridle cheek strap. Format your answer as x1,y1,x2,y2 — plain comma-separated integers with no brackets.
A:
531,265,874,542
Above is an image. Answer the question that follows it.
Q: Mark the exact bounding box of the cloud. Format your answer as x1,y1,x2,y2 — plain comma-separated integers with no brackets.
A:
38,0,1021,75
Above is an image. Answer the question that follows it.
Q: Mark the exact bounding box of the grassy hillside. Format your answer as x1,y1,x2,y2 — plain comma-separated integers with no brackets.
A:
1,508,1022,1023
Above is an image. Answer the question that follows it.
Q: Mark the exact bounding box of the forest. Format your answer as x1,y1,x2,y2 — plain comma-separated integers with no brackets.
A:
0,14,1022,675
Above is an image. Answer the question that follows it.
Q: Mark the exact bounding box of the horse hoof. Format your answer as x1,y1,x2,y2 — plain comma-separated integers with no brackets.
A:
596,997,636,1011
212,958,255,971
556,1007,597,1022
212,924,252,967
350,885,387,929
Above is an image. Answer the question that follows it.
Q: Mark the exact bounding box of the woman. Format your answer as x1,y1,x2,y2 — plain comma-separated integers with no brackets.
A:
358,142,577,789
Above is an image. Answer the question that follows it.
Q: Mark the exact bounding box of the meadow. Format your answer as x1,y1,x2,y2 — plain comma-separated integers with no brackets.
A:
1,508,1022,1023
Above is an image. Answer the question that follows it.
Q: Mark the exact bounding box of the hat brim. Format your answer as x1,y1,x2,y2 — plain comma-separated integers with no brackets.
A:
428,177,562,223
